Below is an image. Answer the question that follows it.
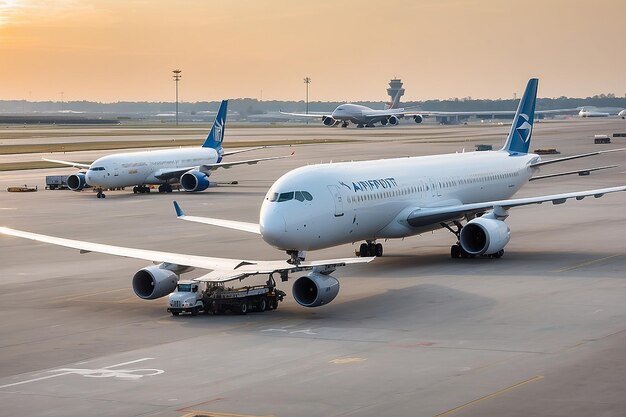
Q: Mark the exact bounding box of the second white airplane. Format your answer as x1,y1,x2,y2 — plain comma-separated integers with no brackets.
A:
176,78,626,266
45,100,290,198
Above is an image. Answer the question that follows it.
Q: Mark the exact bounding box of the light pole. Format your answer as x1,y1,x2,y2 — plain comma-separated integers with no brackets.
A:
304,77,311,124
172,69,182,126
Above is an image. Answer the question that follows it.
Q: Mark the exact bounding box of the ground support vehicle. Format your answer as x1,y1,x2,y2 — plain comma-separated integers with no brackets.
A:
167,278,286,316
45,175,69,190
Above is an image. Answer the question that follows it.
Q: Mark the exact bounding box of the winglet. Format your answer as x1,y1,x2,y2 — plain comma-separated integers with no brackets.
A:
173,201,185,217
501,78,538,155
202,100,228,150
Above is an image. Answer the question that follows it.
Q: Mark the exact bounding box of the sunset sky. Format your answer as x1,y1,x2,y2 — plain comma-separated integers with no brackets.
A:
1,0,625,102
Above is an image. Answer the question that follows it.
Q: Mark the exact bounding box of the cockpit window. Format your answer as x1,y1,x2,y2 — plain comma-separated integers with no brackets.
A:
278,192,294,202
270,191,314,203
89,167,106,171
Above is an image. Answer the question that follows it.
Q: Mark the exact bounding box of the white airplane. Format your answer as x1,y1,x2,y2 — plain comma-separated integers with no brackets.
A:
619,109,626,119
44,100,291,198
578,106,611,117
280,102,418,128
3,79,626,310
170,79,626,269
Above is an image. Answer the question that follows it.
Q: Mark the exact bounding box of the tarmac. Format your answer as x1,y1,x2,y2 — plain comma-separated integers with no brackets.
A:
1,118,626,417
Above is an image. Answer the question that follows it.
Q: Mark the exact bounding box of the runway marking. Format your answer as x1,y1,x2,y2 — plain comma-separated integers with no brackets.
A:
434,375,544,417
552,253,624,273
330,357,366,364
50,287,128,302
180,411,276,417
0,357,162,389
261,327,317,335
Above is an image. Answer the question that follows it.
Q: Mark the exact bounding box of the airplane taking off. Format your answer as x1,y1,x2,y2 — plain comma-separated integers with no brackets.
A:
171,79,626,266
44,100,290,198
2,79,626,311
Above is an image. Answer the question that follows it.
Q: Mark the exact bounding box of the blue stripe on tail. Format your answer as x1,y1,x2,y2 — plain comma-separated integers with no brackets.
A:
202,100,228,150
501,79,538,155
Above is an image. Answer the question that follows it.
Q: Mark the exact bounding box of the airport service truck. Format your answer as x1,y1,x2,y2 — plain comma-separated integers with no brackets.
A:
167,278,286,316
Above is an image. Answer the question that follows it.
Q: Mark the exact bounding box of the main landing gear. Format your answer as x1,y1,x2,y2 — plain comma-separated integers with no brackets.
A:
133,185,151,194
158,184,173,193
357,241,383,257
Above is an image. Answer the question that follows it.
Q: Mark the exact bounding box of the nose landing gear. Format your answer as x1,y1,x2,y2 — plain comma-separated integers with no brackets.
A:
96,188,106,198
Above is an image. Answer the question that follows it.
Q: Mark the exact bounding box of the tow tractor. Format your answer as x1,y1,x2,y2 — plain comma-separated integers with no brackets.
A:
167,277,286,316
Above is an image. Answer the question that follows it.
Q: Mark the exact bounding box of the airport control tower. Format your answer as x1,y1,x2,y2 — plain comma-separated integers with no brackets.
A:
386,78,405,109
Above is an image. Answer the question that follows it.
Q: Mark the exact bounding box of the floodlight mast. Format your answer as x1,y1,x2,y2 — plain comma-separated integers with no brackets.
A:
172,69,182,126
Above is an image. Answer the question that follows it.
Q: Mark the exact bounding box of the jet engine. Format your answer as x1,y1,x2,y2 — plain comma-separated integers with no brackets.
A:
322,116,338,126
132,265,179,299
413,115,423,124
67,172,87,191
388,115,399,125
292,272,340,307
180,170,210,192
459,216,510,256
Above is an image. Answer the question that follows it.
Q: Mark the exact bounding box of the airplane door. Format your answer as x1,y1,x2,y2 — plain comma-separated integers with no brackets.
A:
114,167,119,177
327,185,344,217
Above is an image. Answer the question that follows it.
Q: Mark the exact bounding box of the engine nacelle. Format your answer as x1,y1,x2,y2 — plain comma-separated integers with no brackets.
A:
413,114,423,124
132,265,179,300
388,115,399,125
67,173,87,191
292,272,340,307
322,116,338,126
180,170,210,192
459,216,510,256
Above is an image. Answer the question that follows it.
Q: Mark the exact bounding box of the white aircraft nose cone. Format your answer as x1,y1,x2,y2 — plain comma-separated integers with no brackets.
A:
260,211,287,248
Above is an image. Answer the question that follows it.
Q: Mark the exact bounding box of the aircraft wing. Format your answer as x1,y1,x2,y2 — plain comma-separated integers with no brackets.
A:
406,186,626,226
530,148,626,168
402,108,578,118
174,201,261,234
279,111,330,118
0,226,374,283
153,153,293,180
42,158,91,169
201,153,293,171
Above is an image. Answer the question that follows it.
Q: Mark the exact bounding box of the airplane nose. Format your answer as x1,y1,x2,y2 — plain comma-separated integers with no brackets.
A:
260,210,287,249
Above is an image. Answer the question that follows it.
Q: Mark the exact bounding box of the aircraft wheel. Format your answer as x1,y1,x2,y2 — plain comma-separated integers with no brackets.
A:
359,242,370,257
133,186,138,194
158,184,165,193
451,244,461,259
102,193,106,198
171,311,179,316
375,243,383,257
493,249,504,259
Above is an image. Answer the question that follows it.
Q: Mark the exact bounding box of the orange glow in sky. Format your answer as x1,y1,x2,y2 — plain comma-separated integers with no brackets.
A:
1,0,625,102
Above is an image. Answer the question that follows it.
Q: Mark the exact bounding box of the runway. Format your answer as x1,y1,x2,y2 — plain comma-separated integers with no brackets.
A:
1,119,626,417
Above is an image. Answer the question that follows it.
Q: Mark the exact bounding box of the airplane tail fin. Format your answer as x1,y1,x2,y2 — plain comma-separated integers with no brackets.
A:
202,100,228,149
501,78,538,155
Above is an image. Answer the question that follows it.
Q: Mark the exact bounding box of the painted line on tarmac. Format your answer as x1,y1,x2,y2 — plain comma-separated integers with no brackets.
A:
0,357,156,389
434,375,544,417
553,253,624,273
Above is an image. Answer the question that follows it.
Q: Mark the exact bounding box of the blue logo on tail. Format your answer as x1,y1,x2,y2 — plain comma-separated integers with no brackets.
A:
502,79,538,155
202,100,228,152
